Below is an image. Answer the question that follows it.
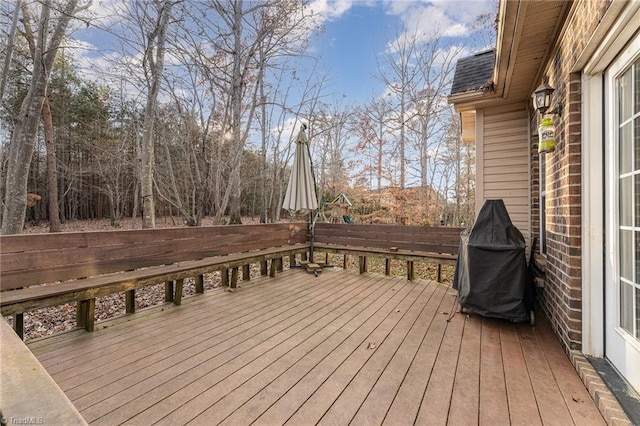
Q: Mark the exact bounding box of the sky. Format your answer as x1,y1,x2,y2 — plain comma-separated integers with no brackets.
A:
59,0,497,107
305,0,496,104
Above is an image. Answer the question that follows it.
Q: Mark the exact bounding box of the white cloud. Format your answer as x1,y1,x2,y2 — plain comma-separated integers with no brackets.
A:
306,0,354,20
382,0,496,45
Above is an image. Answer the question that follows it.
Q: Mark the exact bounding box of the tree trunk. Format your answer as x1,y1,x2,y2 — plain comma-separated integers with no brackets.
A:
2,0,81,235
141,0,173,229
43,97,61,232
2,68,47,234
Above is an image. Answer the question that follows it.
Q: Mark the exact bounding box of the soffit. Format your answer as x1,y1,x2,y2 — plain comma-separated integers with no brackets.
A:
495,0,572,103
451,0,571,112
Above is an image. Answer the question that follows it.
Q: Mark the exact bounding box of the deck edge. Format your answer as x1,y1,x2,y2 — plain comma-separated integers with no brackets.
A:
570,351,632,425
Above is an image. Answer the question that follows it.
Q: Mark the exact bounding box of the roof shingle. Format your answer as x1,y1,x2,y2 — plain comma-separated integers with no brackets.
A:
450,49,495,95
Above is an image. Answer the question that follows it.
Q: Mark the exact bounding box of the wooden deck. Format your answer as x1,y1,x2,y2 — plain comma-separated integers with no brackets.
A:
27,268,605,425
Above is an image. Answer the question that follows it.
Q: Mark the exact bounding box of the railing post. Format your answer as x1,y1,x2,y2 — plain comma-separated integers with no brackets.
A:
222,269,230,287
385,259,391,275
343,254,349,269
437,264,443,283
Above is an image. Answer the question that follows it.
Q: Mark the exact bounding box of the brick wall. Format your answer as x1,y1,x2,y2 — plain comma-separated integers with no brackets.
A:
533,0,611,352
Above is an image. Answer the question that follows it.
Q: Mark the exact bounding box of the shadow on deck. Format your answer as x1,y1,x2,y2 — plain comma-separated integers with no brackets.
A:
28,268,605,425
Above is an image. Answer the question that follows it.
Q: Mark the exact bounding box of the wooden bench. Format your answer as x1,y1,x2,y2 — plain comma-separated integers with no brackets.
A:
313,223,463,281
0,223,309,339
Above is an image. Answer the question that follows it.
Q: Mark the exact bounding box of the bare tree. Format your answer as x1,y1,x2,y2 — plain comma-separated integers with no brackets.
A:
2,0,89,235
0,0,20,102
310,102,352,199
351,96,394,195
19,1,62,232
136,0,175,229
178,0,309,224
377,27,424,190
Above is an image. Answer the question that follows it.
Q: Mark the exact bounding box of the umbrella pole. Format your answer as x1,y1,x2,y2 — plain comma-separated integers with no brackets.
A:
309,210,315,263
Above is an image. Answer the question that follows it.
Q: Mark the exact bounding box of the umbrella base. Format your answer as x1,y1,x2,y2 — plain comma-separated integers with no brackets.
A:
300,260,324,275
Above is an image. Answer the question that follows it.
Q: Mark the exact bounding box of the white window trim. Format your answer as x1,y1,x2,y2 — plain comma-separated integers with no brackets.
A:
582,73,604,356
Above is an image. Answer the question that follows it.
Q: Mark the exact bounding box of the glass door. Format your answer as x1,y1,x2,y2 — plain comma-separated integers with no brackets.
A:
606,39,640,393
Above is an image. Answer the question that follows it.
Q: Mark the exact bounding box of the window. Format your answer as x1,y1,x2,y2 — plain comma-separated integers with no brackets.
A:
616,58,640,339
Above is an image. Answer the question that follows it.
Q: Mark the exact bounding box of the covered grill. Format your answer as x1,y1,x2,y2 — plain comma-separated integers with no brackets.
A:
453,199,534,324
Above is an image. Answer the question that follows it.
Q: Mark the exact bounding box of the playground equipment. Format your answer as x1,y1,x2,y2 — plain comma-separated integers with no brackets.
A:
320,193,353,224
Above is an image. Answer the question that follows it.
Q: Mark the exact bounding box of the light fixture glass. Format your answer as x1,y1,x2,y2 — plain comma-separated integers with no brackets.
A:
533,81,555,115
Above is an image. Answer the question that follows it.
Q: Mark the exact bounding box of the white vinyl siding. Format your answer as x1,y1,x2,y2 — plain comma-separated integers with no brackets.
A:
477,106,531,242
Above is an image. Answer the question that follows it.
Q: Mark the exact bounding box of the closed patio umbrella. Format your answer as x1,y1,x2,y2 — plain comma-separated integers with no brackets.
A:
283,124,319,262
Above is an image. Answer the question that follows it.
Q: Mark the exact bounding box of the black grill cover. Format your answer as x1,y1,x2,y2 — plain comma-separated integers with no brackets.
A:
453,199,533,322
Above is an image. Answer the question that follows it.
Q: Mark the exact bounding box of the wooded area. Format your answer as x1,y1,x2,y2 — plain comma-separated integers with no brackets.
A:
0,1,483,235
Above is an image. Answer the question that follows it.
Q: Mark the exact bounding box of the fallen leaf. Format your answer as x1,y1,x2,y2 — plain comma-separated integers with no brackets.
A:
572,396,583,403
441,312,449,315
367,342,377,350
394,309,401,313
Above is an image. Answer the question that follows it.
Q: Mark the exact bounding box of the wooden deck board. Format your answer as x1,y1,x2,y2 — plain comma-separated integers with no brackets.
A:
530,322,605,426
85,272,371,423
500,320,543,425
129,273,399,425
479,318,509,425
27,268,605,425
447,312,481,425
210,275,418,426
59,274,344,395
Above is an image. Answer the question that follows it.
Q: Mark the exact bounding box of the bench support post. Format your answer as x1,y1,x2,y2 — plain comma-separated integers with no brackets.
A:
243,264,251,281
195,275,204,293
277,257,283,272
289,254,296,268
260,261,268,276
231,267,239,289
165,281,174,302
269,259,278,277
222,269,230,287
385,259,391,275
359,256,367,274
174,279,184,306
77,299,95,332
437,264,442,283
13,313,24,339
343,255,348,269
125,289,136,313
407,261,415,281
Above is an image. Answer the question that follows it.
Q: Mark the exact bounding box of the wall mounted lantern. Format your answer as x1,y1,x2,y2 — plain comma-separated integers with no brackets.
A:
533,80,563,116
533,80,562,153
